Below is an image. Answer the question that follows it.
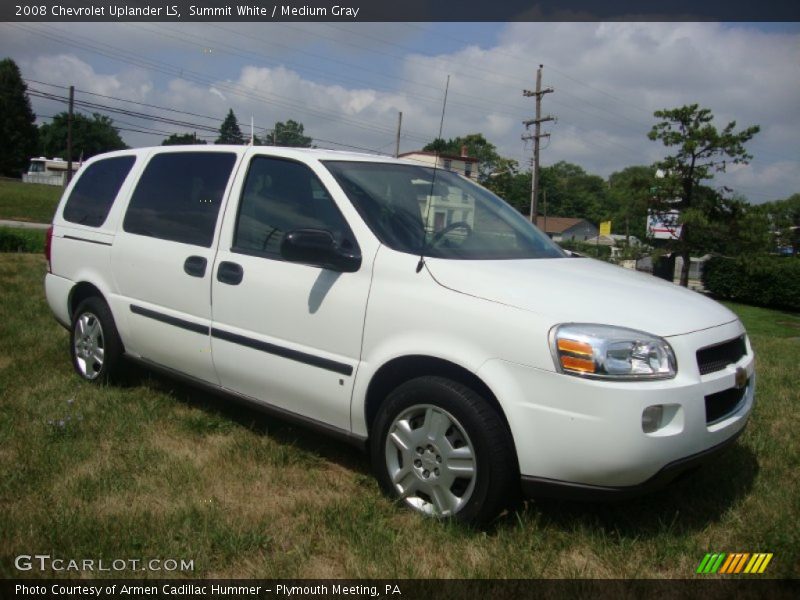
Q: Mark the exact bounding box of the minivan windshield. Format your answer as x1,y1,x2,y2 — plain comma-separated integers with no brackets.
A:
324,161,565,260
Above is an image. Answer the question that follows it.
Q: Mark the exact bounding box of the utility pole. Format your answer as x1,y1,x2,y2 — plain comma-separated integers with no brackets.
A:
66,85,74,184
522,65,553,223
394,111,403,158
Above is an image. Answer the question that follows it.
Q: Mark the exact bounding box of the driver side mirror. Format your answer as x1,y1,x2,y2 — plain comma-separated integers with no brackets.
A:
280,229,361,273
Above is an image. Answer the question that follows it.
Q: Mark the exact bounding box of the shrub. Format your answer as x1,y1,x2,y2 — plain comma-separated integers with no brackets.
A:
0,227,46,253
703,255,800,312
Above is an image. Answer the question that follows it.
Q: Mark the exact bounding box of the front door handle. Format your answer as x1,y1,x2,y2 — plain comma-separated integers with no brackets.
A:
217,261,243,285
183,255,207,278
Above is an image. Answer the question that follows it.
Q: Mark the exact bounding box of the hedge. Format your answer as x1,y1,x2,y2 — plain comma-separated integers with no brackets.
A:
703,255,800,312
0,227,46,253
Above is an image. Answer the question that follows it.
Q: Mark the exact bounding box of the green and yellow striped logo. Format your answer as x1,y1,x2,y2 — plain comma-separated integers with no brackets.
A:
696,552,773,574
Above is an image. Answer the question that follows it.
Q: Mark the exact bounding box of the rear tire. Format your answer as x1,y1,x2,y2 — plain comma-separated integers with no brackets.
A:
70,297,123,383
371,376,516,525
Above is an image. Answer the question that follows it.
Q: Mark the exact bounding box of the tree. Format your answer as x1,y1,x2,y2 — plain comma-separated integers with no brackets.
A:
482,158,523,207
648,104,760,286
607,166,658,240
0,58,38,177
538,161,608,225
270,119,312,147
423,133,502,183
162,132,206,146
38,112,126,160
762,193,800,255
216,109,244,145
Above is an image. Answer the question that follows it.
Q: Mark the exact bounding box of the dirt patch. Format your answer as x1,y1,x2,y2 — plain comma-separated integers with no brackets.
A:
557,546,614,578
149,429,230,467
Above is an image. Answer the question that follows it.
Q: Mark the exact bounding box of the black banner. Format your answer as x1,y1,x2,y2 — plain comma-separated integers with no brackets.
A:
2,579,800,600
2,1,799,23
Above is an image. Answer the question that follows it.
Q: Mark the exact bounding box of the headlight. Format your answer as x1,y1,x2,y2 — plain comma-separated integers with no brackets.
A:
550,324,677,380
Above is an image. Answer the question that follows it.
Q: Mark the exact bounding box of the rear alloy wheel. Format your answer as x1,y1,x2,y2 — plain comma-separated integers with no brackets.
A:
70,297,122,383
372,376,516,524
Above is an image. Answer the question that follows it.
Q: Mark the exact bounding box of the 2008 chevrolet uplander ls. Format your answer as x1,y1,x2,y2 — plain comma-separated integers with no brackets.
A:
45,146,755,523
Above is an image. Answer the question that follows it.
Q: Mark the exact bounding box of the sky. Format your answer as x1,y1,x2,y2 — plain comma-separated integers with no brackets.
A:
1,21,798,204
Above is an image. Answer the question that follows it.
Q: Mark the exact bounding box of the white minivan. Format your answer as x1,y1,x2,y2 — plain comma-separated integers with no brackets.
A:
45,145,755,523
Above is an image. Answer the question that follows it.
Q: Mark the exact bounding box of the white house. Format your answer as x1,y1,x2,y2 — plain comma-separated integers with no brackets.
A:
399,147,479,181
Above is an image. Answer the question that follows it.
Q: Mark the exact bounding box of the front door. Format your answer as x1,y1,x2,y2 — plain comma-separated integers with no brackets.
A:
210,155,373,431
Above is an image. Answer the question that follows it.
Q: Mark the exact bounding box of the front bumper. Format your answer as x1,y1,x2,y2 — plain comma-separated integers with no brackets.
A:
519,424,744,500
477,319,754,490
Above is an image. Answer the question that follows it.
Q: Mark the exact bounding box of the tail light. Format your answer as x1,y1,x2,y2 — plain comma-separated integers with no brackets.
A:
45,225,53,273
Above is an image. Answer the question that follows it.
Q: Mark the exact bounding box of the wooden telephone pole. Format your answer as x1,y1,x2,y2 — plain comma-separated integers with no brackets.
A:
522,65,553,223
66,85,74,184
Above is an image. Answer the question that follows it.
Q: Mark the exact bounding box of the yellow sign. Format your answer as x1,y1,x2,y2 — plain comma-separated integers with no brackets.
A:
599,221,611,236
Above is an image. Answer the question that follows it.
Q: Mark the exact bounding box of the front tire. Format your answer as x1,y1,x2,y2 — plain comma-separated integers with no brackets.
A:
371,376,516,524
70,297,123,383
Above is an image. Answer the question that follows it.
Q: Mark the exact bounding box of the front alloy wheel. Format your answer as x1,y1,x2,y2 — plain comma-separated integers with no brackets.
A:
385,404,477,517
372,376,517,524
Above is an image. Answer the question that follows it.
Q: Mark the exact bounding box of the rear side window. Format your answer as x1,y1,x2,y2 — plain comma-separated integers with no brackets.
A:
123,152,236,247
63,156,136,227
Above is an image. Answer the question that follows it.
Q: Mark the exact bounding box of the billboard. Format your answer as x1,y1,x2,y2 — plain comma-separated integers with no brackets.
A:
647,210,682,240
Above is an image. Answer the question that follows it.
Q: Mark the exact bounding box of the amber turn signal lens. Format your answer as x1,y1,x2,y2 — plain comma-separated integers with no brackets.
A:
560,355,596,373
556,338,593,357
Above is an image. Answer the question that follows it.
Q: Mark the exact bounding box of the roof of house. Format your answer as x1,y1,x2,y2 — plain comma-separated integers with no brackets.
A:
535,216,594,234
398,150,480,164
584,234,617,246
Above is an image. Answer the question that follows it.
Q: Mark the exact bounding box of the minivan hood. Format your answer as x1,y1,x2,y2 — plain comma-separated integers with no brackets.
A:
424,257,736,337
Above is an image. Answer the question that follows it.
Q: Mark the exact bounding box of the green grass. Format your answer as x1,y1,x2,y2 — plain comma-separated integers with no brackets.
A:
0,178,62,223
721,301,800,339
0,253,797,579
0,227,46,253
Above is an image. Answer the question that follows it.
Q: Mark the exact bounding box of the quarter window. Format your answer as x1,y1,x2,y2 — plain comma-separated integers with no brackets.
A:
233,156,357,257
63,156,135,227
123,152,236,247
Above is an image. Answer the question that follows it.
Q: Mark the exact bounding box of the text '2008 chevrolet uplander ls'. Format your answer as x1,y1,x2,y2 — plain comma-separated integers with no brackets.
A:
44,145,754,523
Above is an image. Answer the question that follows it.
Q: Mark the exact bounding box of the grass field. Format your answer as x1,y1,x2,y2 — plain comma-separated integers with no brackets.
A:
0,178,61,223
0,227,46,253
0,253,798,579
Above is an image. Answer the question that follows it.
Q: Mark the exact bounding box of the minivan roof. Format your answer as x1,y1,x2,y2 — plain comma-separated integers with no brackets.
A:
81,145,421,166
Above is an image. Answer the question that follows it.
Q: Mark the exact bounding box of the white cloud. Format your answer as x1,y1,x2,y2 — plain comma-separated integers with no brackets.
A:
3,22,797,201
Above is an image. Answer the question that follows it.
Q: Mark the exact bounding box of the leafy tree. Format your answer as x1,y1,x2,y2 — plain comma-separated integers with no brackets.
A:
607,166,658,240
423,133,502,183
675,187,771,257
648,104,760,286
215,109,244,145
38,112,126,160
761,193,800,255
270,119,312,147
0,58,38,177
482,158,523,205
162,132,206,145
538,161,608,225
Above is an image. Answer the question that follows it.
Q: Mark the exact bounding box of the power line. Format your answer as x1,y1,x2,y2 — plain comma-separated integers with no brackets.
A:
25,78,224,124
10,23,433,145
28,89,221,132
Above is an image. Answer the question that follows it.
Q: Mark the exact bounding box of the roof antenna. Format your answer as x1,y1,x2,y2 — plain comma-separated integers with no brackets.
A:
416,74,450,274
